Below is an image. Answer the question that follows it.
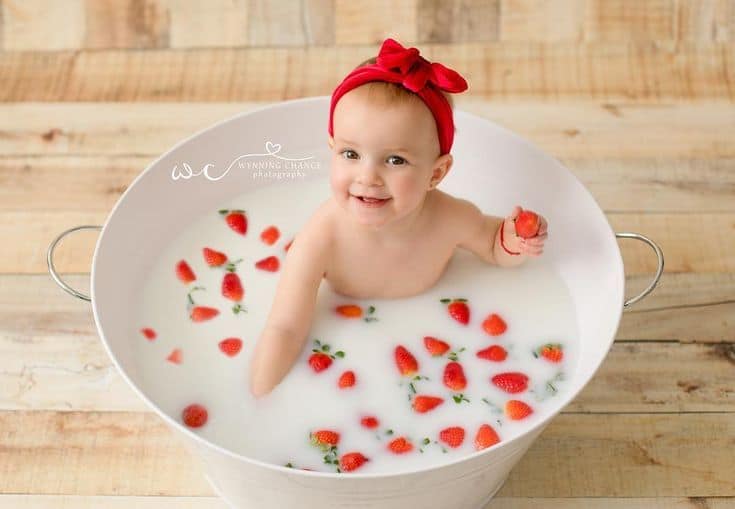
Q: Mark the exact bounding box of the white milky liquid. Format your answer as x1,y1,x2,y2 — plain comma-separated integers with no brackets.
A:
135,176,579,474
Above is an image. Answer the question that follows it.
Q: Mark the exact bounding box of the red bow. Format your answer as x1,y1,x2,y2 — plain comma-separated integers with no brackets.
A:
375,38,468,94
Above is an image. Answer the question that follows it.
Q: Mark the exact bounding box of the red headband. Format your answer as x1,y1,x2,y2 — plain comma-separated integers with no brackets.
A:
328,38,469,156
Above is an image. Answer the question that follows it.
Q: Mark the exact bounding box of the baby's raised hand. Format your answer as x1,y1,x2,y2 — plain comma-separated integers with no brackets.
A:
501,206,548,257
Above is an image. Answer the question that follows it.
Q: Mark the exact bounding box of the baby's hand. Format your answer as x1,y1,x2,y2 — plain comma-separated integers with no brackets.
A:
502,206,548,257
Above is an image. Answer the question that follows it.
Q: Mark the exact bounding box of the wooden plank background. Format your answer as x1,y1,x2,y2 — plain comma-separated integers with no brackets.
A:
0,0,733,507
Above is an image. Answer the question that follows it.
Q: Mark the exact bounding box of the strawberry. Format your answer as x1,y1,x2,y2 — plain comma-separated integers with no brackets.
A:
476,345,508,362
412,395,444,413
218,337,242,357
255,256,280,272
338,370,356,388
335,304,362,318
340,452,368,472
515,209,540,239
491,372,529,393
423,336,450,356
482,313,507,336
260,225,280,245
222,210,247,236
202,247,227,267
308,352,333,372
310,429,340,447
140,327,156,340
474,424,500,450
284,239,293,252
387,437,413,454
443,361,467,391
175,260,196,284
222,272,243,301
182,403,208,428
166,348,182,364
439,426,465,448
360,416,379,429
441,298,469,325
505,400,533,420
394,345,419,376
190,306,219,322
537,343,564,363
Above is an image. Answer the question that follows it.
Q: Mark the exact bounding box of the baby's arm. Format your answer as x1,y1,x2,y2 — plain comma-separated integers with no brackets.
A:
249,205,332,398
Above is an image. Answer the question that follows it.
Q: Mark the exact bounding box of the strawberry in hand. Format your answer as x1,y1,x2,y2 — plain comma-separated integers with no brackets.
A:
499,206,548,257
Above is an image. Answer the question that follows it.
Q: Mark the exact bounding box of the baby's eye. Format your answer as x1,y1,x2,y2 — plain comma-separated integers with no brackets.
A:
387,155,407,165
341,149,359,160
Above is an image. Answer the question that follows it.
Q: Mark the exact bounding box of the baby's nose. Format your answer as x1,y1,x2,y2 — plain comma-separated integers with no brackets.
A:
356,162,383,186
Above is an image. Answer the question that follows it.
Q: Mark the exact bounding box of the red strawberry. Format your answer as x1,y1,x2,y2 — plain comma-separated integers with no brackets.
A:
182,403,208,428
222,272,243,301
515,209,540,239
538,343,564,363
412,395,444,413
202,247,227,267
482,313,507,336
310,429,340,447
439,426,465,448
360,416,379,429
476,345,508,362
140,327,156,340
445,299,469,325
387,437,413,454
338,370,356,388
474,424,501,450
394,345,419,376
190,306,219,322
175,260,196,283
167,348,182,364
218,337,242,357
224,210,247,235
443,361,467,391
255,256,280,272
260,226,280,245
340,452,368,472
491,372,529,393
505,400,533,420
335,304,362,318
423,336,450,356
284,238,293,251
308,352,333,372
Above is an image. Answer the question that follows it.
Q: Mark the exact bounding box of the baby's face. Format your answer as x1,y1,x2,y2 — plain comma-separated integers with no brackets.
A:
328,88,452,229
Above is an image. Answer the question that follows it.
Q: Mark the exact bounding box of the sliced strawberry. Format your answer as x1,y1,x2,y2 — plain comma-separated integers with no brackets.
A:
260,225,280,245
338,370,356,388
394,345,419,376
412,395,444,413
202,247,227,267
175,260,196,284
340,452,368,472
491,372,529,393
166,348,182,364
140,327,156,340
310,429,340,447
474,423,500,450
190,306,219,322
538,343,564,363
182,403,208,428
505,400,533,420
360,416,379,429
387,437,413,454
482,313,507,336
443,361,467,391
255,255,280,272
439,426,465,448
476,345,508,362
222,272,243,301
224,210,247,235
423,336,450,356
308,352,333,372
443,298,469,325
335,304,362,318
218,338,242,357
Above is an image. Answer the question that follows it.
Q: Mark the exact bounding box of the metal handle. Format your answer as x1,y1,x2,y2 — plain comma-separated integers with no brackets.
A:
47,225,102,302
616,232,664,309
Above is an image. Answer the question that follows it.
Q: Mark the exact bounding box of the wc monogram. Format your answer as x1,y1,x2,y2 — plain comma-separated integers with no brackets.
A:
172,141,320,182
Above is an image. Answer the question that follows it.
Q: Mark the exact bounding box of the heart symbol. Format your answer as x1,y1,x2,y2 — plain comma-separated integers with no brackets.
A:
265,141,282,155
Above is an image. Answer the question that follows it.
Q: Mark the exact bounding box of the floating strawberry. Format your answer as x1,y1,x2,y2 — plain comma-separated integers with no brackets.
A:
140,328,156,341
535,343,564,363
515,209,540,239
310,429,340,448
190,306,219,322
394,345,419,376
308,339,344,373
166,348,182,364
335,304,362,318
220,209,247,236
439,426,465,448
260,225,280,245
202,247,227,267
338,370,356,388
505,400,533,420
441,298,469,325
360,416,379,429
182,403,208,428
255,255,280,272
387,437,413,454
482,313,507,336
222,272,245,314
477,345,508,362
491,372,529,393
474,424,501,450
412,395,444,413
424,336,450,356
218,338,242,357
340,452,368,472
443,361,467,391
175,260,196,284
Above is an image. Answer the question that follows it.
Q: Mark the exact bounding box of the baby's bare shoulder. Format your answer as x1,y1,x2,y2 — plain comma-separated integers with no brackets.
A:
289,198,335,257
429,190,483,236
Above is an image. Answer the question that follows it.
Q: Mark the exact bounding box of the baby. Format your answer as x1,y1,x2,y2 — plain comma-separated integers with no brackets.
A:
249,38,548,398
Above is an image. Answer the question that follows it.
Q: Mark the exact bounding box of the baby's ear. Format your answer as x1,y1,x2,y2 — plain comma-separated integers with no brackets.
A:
429,153,453,188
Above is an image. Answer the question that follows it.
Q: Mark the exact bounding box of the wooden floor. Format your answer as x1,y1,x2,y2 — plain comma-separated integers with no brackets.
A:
1,1,734,507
